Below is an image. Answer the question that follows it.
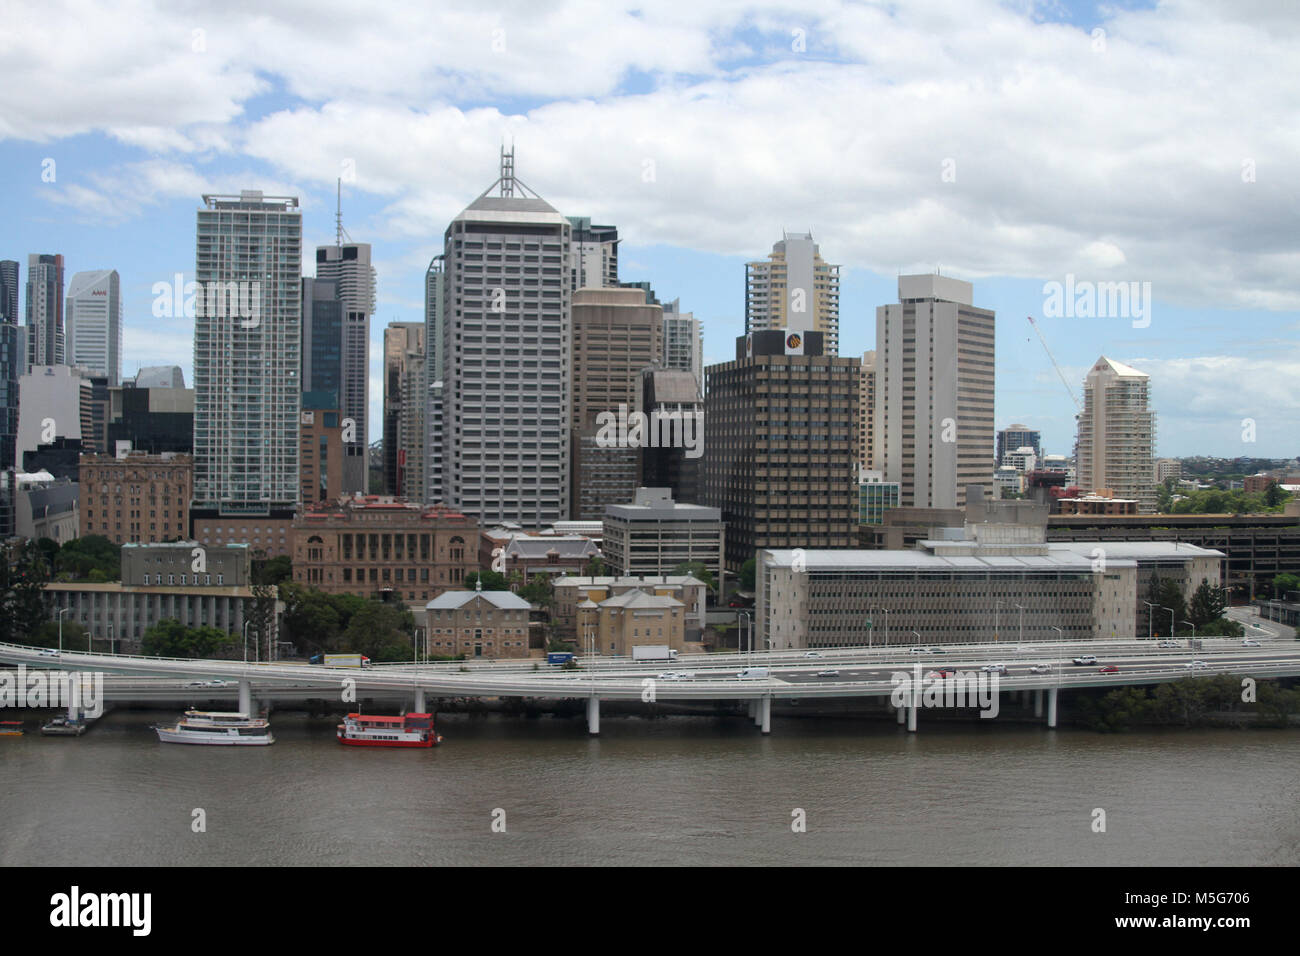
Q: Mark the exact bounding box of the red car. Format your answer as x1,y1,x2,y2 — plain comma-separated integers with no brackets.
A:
1099,665,1119,674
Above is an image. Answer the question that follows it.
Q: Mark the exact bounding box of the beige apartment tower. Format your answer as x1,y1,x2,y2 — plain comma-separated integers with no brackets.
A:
745,233,840,356
876,275,995,509
859,350,876,475
570,287,663,519
1075,356,1157,513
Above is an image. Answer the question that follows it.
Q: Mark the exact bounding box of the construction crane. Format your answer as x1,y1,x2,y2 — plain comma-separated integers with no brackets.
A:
1027,315,1082,414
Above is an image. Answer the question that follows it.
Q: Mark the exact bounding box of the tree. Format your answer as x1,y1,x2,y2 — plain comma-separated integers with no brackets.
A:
1273,573,1300,599
29,619,89,650
53,535,120,581
583,556,606,577
519,573,554,609
739,558,756,592
465,570,509,591
253,554,293,586
141,619,236,658
672,561,716,593
0,540,52,643
1265,481,1284,508
1144,574,1186,637
1187,579,1226,628
279,581,343,656
338,602,415,662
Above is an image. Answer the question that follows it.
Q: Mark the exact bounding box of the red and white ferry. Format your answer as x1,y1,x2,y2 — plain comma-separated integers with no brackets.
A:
336,712,443,748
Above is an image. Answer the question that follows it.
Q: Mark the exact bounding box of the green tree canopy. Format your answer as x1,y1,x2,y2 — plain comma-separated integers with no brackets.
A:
338,602,415,662
53,535,120,581
0,540,52,643
465,570,510,591
672,561,716,592
1187,579,1226,627
739,558,756,592
141,619,236,658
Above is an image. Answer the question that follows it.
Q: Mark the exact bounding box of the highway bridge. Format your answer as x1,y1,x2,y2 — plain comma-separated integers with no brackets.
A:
3,634,1297,734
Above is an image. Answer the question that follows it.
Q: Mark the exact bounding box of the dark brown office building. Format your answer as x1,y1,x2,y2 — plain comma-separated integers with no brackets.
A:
704,331,860,572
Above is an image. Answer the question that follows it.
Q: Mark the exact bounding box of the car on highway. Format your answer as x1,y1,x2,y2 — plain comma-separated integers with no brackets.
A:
1157,640,1179,648
1072,655,1098,665
656,672,682,680
928,647,946,654
982,663,1008,675
1028,664,1052,674
925,669,955,679
1184,660,1209,669
803,651,824,659
909,647,931,654
1099,665,1120,674
185,680,207,688
815,669,840,678
1242,639,1261,647
203,679,232,687
38,648,59,657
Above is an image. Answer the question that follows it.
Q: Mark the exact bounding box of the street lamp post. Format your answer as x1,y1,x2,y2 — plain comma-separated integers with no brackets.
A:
911,630,921,649
1015,604,1025,645
57,607,70,653
1181,621,1196,640
1163,606,1175,641
738,611,752,664
867,606,889,650
1142,601,1158,640
107,622,114,656
242,620,251,664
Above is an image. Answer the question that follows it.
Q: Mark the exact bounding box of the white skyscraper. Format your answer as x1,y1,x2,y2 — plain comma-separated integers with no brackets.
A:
192,190,301,512
442,150,571,524
661,298,703,393
876,274,995,509
66,269,122,385
1076,356,1157,513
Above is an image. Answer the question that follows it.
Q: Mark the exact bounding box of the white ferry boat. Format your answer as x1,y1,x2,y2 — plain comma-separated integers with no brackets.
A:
154,710,274,746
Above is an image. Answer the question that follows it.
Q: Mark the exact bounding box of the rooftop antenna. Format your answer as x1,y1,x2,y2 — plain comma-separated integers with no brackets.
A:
475,143,542,202
335,178,353,246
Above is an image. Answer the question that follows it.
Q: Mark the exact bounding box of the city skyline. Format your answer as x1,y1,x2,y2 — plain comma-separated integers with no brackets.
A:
2,2,1296,459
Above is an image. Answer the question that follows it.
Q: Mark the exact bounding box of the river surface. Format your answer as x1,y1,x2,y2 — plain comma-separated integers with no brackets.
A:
2,710,1297,866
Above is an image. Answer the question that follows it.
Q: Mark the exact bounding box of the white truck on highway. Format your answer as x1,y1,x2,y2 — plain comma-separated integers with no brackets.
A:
632,645,678,662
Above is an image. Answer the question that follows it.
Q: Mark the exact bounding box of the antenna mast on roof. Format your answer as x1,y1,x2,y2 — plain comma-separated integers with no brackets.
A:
500,145,514,197
335,178,352,246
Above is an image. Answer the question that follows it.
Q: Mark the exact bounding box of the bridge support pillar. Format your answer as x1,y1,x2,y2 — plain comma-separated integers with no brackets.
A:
896,703,906,725
238,680,251,716
907,702,918,733
1034,689,1043,718
759,697,771,735
1047,688,1058,728
414,688,426,712
586,696,600,736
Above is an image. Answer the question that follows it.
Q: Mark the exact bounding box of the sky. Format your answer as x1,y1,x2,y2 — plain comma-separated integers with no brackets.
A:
1,0,1297,458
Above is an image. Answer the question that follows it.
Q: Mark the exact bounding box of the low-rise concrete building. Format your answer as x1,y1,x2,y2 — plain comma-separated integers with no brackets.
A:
603,487,723,591
120,540,250,588
478,528,601,580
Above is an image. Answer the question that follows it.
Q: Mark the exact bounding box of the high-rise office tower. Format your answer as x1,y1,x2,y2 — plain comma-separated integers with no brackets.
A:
301,277,343,403
383,321,423,497
398,350,426,502
858,350,877,475
1075,356,1156,513
424,256,445,504
0,261,19,536
638,367,704,504
25,253,65,372
441,149,572,525
66,269,122,385
996,424,1042,468
315,233,374,496
745,233,840,356
570,287,663,519
704,330,859,572
0,260,18,326
661,298,703,393
192,191,302,514
876,274,995,510
568,217,619,290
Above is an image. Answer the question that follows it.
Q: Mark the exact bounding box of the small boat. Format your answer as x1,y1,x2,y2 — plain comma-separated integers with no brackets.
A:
154,710,274,746
41,716,88,737
337,712,442,748
0,720,23,737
